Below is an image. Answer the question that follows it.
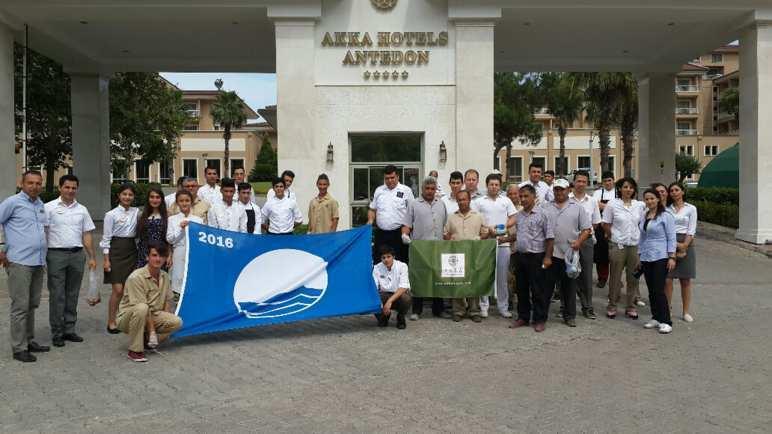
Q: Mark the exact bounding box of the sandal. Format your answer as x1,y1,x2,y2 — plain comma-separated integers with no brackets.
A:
106,325,120,335
625,309,639,319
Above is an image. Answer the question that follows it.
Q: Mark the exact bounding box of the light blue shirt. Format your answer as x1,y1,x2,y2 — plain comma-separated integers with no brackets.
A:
0,192,48,266
638,211,676,262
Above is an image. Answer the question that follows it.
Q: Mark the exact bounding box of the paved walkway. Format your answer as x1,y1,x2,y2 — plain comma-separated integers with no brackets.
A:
0,236,770,433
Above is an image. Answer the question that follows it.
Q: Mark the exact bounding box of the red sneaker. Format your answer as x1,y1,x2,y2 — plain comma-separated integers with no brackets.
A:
127,351,147,362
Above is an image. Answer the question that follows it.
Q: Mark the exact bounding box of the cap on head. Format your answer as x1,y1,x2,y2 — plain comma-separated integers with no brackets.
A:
552,178,570,190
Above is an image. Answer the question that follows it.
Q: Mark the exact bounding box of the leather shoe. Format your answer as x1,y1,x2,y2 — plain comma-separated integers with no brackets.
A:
13,350,36,362
28,341,50,352
62,333,84,343
533,322,546,332
52,337,65,347
509,319,528,329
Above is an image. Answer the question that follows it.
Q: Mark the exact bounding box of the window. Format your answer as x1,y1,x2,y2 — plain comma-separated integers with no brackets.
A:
554,156,569,174
577,156,591,171
134,160,151,183
679,145,694,156
707,67,723,77
711,53,723,63
530,156,546,171
205,159,221,177
350,134,422,162
183,159,198,180
507,157,523,182
230,159,245,176
159,160,172,185
183,101,199,118
704,145,720,156
183,123,199,131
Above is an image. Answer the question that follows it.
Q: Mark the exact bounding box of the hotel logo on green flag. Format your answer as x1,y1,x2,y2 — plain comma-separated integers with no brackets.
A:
408,240,497,298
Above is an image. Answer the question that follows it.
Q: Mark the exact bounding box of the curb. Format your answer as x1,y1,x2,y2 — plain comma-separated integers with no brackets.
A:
697,221,772,258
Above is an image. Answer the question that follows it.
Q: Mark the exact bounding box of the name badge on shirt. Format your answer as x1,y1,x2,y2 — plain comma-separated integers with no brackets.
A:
397,191,404,198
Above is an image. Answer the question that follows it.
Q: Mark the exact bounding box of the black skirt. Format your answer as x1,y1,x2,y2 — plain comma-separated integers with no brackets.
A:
104,237,138,285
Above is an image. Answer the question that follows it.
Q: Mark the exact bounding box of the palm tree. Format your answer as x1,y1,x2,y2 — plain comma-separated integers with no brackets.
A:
616,74,638,177
578,72,630,174
211,90,247,177
542,73,584,176
494,72,543,180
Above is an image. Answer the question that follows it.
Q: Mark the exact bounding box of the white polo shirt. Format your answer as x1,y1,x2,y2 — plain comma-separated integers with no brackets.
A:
471,194,517,246
207,201,247,233
519,180,554,203
198,184,222,206
267,187,293,201
369,183,414,231
602,198,645,246
441,195,459,215
372,260,410,294
569,191,602,236
262,195,303,234
44,197,96,248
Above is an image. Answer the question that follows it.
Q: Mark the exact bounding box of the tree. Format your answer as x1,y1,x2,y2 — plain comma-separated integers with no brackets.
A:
720,87,739,123
13,44,72,193
577,72,631,174
541,72,583,176
675,152,701,184
211,90,247,178
249,135,277,182
109,73,187,180
616,74,638,178
494,72,543,179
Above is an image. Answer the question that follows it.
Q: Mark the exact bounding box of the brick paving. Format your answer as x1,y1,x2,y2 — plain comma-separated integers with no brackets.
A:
0,236,770,433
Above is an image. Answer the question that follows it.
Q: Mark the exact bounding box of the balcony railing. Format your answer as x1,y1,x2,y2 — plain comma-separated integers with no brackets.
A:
675,85,699,92
185,109,200,118
675,107,699,115
676,129,698,136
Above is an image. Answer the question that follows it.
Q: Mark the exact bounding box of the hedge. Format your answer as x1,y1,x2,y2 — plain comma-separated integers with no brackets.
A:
692,200,739,229
685,187,739,206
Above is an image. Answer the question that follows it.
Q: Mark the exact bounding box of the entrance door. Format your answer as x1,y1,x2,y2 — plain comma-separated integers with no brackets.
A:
349,133,423,227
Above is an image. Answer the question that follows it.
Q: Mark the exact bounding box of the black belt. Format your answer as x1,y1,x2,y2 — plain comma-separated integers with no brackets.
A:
49,247,83,253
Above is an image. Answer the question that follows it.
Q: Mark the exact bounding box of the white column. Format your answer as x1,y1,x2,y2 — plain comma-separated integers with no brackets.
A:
0,23,15,199
71,74,111,219
274,19,316,222
455,21,495,178
637,73,676,188
737,22,772,244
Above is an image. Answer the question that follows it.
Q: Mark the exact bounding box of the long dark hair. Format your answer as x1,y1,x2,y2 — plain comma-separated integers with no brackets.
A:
137,187,168,243
642,188,665,218
666,182,685,207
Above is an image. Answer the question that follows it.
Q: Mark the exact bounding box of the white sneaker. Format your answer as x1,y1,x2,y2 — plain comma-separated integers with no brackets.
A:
658,323,673,334
499,310,513,318
480,310,489,318
636,300,646,307
643,319,660,329
683,313,694,323
409,314,419,321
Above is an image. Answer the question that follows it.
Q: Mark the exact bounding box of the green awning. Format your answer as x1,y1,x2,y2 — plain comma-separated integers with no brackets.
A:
698,143,739,188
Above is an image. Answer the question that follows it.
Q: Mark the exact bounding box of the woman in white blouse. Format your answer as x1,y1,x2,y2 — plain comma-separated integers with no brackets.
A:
602,177,646,319
166,191,203,307
665,183,698,322
101,183,139,334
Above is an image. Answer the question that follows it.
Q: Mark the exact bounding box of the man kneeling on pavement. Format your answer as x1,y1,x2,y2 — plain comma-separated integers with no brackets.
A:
117,241,182,362
372,245,411,330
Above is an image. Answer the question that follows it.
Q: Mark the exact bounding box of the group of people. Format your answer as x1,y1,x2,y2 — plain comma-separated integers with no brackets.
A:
0,161,697,363
0,166,341,363
369,164,697,336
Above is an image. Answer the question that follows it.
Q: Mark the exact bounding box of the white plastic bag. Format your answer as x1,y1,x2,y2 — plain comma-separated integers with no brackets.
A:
86,269,101,306
565,247,582,279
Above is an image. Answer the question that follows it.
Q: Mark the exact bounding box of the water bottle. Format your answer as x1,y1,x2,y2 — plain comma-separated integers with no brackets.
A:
86,269,101,306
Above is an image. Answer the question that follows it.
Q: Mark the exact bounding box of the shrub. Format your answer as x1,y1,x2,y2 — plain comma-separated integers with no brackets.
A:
249,136,277,182
692,200,739,228
685,187,739,205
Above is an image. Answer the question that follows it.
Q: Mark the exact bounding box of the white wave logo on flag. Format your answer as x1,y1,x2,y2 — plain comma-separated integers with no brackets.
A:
233,249,328,319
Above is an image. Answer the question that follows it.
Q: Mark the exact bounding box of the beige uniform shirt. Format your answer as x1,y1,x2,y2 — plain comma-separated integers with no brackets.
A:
443,210,486,241
118,266,172,315
168,197,210,224
308,194,340,234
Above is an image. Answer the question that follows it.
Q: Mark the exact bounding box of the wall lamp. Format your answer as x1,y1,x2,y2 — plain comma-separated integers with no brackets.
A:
439,141,447,164
326,142,334,164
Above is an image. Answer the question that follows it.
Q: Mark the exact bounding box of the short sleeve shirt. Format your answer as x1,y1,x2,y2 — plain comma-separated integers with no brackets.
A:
307,194,340,234
667,203,698,236
369,183,414,231
519,180,554,204
372,260,410,293
542,200,591,259
444,210,485,241
45,198,96,248
514,206,555,254
441,195,459,215
404,196,447,241
602,198,645,246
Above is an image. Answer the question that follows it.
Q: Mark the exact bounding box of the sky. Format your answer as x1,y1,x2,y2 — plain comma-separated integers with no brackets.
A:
161,72,277,121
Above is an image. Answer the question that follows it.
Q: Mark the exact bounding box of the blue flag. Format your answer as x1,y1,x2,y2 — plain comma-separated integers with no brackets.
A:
174,222,381,338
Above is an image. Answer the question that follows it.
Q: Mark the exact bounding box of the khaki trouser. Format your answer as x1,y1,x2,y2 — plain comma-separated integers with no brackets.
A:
6,263,45,353
452,297,481,319
117,304,182,352
608,245,639,310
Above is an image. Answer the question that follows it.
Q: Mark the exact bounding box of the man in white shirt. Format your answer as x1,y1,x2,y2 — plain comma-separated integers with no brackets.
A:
198,166,222,206
237,182,260,234
372,245,411,330
367,165,415,262
262,177,303,235
44,175,97,347
208,178,247,232
441,171,464,215
233,168,256,204
472,173,517,318
569,170,602,319
463,169,483,200
519,163,554,204
165,177,185,208
266,170,295,200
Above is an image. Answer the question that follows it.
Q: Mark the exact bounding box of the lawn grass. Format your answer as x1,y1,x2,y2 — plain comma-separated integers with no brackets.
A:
251,181,272,195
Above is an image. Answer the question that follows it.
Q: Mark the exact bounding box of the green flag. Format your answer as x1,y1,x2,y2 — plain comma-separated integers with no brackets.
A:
408,239,497,298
